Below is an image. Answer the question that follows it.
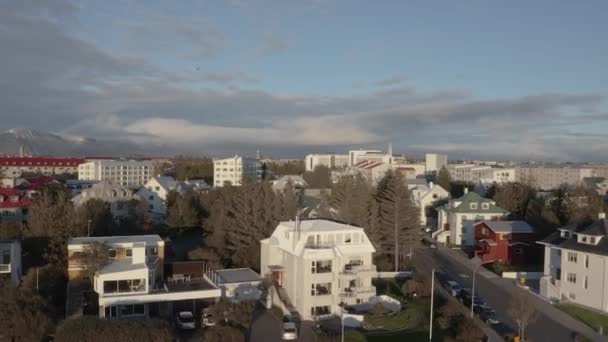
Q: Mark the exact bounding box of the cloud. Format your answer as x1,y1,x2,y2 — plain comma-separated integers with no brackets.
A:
375,75,407,87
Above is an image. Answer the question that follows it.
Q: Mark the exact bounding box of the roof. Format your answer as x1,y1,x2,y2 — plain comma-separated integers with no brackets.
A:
477,221,535,234
98,259,147,275
353,160,385,170
72,180,135,204
0,157,84,167
446,191,507,214
69,235,163,247
538,219,608,256
278,219,364,233
214,268,262,284
0,188,32,208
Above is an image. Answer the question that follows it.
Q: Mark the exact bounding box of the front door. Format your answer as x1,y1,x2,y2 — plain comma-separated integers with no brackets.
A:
105,305,118,318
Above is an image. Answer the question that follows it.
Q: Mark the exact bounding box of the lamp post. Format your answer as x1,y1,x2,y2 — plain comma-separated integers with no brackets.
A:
471,259,494,318
429,268,435,341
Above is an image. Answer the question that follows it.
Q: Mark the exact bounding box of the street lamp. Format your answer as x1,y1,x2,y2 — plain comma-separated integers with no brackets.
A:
429,268,435,341
471,259,494,318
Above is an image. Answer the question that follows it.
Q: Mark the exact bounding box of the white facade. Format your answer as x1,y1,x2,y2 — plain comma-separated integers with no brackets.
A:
305,154,349,172
348,150,393,167
410,182,450,226
260,220,377,320
78,160,155,188
434,190,508,246
425,154,448,173
213,156,261,187
71,180,137,219
68,235,221,318
138,176,209,222
0,240,21,286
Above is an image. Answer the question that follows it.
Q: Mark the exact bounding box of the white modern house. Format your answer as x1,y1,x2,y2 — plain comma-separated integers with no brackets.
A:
410,182,450,226
305,154,349,172
272,175,308,191
71,180,138,220
434,189,508,246
0,240,21,286
209,268,263,302
538,214,608,313
137,176,209,222
213,156,261,187
67,235,221,318
78,160,155,188
260,220,377,320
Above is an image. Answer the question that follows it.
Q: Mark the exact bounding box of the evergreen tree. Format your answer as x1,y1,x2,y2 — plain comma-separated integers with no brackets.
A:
436,166,451,193
303,165,331,188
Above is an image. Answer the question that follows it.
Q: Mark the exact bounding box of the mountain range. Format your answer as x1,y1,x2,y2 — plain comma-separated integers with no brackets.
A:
0,128,151,157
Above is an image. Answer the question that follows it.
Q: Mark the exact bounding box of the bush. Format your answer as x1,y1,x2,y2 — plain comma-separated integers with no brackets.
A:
54,317,174,342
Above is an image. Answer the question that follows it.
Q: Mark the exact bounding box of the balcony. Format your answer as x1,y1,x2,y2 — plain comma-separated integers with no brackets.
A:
340,264,377,277
305,242,335,249
340,287,376,298
0,264,10,273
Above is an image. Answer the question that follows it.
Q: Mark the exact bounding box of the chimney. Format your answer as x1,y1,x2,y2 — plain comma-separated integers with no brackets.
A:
599,212,606,220
429,181,434,189
464,187,469,194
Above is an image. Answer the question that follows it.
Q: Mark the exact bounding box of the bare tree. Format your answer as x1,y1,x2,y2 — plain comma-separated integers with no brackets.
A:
508,289,538,341
80,242,112,279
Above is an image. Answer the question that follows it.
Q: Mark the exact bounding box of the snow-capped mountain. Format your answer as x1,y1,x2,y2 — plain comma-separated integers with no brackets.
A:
0,128,149,157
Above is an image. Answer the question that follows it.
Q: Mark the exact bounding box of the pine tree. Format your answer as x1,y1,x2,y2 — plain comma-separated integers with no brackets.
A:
376,171,419,271
436,166,451,193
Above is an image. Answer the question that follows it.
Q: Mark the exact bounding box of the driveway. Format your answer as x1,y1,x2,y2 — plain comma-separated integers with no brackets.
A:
250,307,316,342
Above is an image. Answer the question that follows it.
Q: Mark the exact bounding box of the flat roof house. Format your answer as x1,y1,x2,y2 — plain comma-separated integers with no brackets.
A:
0,240,21,286
260,219,377,320
67,235,220,318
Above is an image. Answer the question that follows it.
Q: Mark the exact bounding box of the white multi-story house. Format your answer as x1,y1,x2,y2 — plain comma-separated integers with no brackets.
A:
538,214,608,312
434,189,508,246
72,180,137,220
213,156,261,187
0,240,21,286
137,176,209,222
425,153,448,173
78,160,155,188
305,154,349,172
410,182,450,226
260,219,377,320
67,235,221,318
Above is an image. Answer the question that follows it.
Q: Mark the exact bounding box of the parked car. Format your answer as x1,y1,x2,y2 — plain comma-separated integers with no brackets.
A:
474,305,500,325
421,238,437,248
459,288,484,307
175,311,196,330
446,280,462,296
282,322,298,340
202,308,216,328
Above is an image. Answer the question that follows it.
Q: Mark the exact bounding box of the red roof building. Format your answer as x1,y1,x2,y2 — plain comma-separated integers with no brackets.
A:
0,188,32,224
474,221,539,265
0,157,85,177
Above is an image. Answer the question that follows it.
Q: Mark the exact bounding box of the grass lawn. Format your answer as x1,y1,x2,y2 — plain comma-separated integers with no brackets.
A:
557,303,608,334
269,306,284,321
485,262,543,275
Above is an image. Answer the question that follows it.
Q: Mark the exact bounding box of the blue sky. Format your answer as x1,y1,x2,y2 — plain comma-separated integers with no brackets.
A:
1,0,608,160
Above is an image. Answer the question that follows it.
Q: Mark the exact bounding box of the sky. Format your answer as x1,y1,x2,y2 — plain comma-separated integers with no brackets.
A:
1,0,608,161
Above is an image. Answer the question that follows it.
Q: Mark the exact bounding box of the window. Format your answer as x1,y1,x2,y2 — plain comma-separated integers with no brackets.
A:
121,304,145,317
108,249,117,258
567,273,577,284
590,237,596,244
567,252,577,263
569,292,576,300
470,203,478,209
310,306,331,316
584,276,588,289
585,255,589,269
345,234,352,244
581,236,587,243
149,247,158,256
482,203,489,209
311,282,332,296
312,260,332,273
103,279,145,294
560,230,571,238
126,248,132,257
514,248,523,255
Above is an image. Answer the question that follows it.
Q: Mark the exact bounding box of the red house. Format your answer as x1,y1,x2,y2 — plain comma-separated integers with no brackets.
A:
474,221,537,265
0,188,32,224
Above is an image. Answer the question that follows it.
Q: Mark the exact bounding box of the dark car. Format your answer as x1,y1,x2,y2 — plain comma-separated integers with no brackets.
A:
459,288,484,307
474,305,500,325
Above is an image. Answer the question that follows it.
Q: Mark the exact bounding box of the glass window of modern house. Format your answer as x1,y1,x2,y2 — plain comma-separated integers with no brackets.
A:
126,248,132,257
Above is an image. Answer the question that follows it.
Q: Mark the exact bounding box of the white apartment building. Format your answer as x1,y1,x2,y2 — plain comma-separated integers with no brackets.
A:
78,160,155,188
305,154,349,172
425,154,448,173
0,240,21,286
67,235,221,318
260,220,377,320
0,157,84,177
213,156,261,187
434,189,508,246
447,164,495,184
138,176,209,222
538,214,608,313
348,150,393,167
410,182,450,226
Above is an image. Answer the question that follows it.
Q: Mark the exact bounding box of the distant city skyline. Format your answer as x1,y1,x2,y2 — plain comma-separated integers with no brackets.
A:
1,1,607,161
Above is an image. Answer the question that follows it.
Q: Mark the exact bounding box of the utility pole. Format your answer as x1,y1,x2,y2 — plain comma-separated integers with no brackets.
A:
429,268,435,341
394,219,399,272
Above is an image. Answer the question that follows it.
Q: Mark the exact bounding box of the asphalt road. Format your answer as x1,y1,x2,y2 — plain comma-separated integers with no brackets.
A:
414,246,604,342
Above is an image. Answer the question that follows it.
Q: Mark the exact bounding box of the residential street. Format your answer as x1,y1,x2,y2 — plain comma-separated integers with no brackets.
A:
414,246,607,342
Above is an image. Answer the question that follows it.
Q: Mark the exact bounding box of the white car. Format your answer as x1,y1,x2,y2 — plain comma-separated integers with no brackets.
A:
175,311,196,330
202,308,216,328
281,322,298,340
446,280,462,297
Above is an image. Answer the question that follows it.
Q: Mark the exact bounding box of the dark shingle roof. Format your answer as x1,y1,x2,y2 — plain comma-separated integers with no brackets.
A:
537,219,608,256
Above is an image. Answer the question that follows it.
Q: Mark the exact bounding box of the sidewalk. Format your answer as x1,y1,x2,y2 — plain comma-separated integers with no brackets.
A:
438,247,607,342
